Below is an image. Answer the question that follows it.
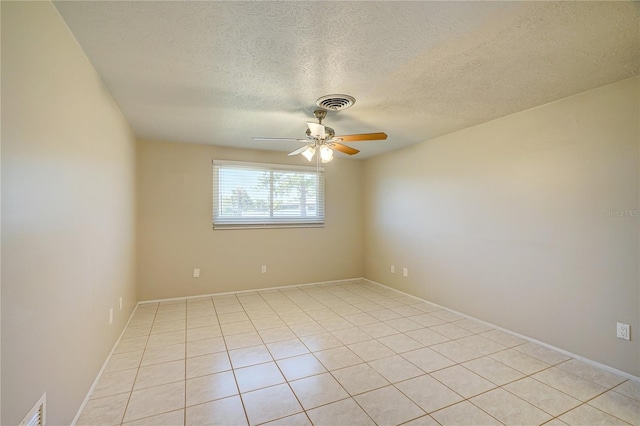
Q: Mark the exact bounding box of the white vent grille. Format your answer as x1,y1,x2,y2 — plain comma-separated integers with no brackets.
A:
20,393,46,426
316,94,356,111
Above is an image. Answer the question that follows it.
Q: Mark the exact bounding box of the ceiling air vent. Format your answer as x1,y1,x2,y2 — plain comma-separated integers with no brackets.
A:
316,94,356,111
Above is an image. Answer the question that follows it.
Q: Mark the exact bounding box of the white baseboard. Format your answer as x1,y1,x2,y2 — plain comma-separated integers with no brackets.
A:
73,274,637,424
364,278,640,383
72,277,363,423
70,304,140,426
138,277,363,304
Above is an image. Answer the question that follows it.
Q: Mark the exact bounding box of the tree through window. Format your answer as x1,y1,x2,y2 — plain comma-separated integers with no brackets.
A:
213,160,325,228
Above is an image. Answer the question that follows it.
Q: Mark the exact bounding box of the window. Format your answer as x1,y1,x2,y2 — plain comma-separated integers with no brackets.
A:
213,160,324,229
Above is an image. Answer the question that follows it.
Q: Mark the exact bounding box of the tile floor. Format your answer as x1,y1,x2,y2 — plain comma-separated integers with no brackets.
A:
77,280,640,426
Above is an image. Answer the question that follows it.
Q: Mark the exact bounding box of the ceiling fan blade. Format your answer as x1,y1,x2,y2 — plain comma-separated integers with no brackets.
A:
333,132,388,142
329,142,360,156
307,122,326,139
253,137,308,142
288,145,312,156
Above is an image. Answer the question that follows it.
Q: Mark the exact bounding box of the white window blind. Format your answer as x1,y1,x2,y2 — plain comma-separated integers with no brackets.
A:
213,160,324,228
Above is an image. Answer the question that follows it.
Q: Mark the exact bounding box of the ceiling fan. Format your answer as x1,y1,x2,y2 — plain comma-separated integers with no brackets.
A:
253,101,387,163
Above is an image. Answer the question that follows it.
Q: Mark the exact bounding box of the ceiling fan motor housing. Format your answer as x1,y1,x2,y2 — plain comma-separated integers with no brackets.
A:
313,109,327,124
253,93,385,159
306,126,335,140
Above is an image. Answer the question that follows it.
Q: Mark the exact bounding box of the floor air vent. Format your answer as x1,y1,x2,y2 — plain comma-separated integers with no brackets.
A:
19,393,46,426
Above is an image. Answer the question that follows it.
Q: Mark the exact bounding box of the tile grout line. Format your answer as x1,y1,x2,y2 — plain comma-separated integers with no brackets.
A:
244,286,338,425
246,282,384,424
79,280,637,426
272,284,379,426
364,278,640,383
562,383,635,425
183,300,188,426
285,282,509,424
298,282,434,425
223,294,257,426
119,302,159,425
72,301,150,426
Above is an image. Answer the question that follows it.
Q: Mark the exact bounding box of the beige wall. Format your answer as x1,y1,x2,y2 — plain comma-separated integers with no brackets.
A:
364,77,640,376
137,139,363,300
1,2,137,425
2,8,637,426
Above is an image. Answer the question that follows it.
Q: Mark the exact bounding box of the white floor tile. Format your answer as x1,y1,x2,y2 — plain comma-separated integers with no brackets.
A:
122,409,185,426
186,395,247,426
402,347,456,373
314,346,363,370
306,398,375,426
588,390,640,425
395,374,463,413
354,385,425,425
91,369,137,399
228,344,273,368
462,356,525,386
186,370,238,406
123,381,185,423
559,403,629,426
533,367,608,402
431,365,496,398
331,363,389,396
241,383,303,425
289,373,349,409
503,377,581,416
133,360,185,390
276,354,327,381
431,400,501,426
77,281,627,426
77,393,129,426
368,354,425,383
470,388,551,426
234,362,285,393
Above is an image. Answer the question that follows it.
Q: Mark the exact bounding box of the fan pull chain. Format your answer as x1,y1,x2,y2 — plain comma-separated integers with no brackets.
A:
316,144,321,174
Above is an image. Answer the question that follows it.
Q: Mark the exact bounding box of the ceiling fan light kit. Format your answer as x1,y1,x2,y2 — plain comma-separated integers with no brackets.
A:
301,146,316,162
253,95,387,163
320,146,334,163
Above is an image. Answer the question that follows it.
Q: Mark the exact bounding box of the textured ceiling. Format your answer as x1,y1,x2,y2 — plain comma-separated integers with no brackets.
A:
54,1,639,159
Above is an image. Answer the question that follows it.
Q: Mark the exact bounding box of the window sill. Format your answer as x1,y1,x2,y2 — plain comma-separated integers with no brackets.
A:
213,223,325,230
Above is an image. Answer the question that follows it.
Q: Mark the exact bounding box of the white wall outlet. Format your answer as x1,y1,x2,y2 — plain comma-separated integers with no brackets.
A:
403,267,408,277
261,265,267,273
390,265,395,273
109,308,113,325
119,296,123,311
193,268,200,278
617,322,630,340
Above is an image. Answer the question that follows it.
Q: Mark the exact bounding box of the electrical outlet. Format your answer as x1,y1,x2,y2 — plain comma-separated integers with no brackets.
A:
193,268,200,278
617,322,630,340
403,267,408,277
390,265,395,273
119,297,123,311
109,308,113,325
261,265,267,273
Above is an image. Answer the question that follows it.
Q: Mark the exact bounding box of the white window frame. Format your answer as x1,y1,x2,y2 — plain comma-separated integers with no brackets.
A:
213,160,325,229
